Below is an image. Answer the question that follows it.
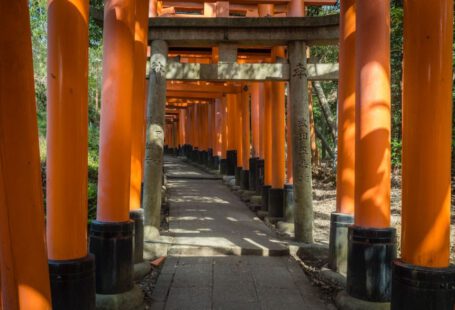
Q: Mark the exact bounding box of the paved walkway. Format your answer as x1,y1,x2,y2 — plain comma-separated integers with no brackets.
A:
150,156,332,310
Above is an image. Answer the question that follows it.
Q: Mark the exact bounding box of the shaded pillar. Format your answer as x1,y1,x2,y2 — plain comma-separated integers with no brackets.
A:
288,41,313,243
268,47,286,218
89,0,140,305
130,0,150,274
143,40,168,240
47,0,95,308
0,2,52,308
346,0,396,303
262,81,273,210
213,98,223,169
226,94,238,176
329,0,355,275
220,96,228,173
235,93,243,185
249,83,260,192
391,1,455,309
240,84,251,190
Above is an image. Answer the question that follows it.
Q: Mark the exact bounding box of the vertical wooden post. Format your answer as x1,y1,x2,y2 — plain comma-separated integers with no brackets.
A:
288,41,313,243
329,0,355,275
269,47,286,218
240,84,251,189
391,1,455,308
251,83,260,158
0,1,52,308
47,0,96,307
346,0,396,302
143,40,168,239
130,0,151,212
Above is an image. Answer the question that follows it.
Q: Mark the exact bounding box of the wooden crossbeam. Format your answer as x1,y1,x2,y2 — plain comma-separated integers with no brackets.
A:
167,81,242,93
149,16,339,46
167,90,224,98
163,0,336,5
165,62,338,81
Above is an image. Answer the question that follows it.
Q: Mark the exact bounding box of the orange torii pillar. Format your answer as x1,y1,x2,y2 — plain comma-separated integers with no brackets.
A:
0,2,52,308
282,0,303,225
179,109,187,154
248,83,261,192
258,3,274,210
391,1,455,308
129,0,150,274
225,94,238,176
207,101,215,167
255,83,266,194
234,93,244,186
239,84,251,190
328,0,355,275
46,0,95,308
261,80,273,211
344,0,396,304
211,98,223,170
89,0,142,303
268,47,286,218
199,103,210,165
219,96,229,174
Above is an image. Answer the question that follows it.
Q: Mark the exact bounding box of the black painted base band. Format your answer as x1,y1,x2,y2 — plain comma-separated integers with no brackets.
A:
212,155,220,170
248,158,259,191
255,159,265,193
129,209,144,264
240,169,250,190
283,184,294,223
261,185,271,211
347,226,397,302
268,188,284,218
226,150,237,176
89,220,134,294
391,260,455,310
235,167,242,186
220,159,228,174
328,212,354,274
49,255,96,310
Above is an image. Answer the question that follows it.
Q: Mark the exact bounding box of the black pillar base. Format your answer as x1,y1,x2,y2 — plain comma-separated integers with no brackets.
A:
283,184,294,223
226,150,237,176
235,167,242,186
129,209,144,264
328,212,354,274
212,155,220,170
49,255,96,310
256,159,265,194
240,169,250,190
89,221,134,294
220,159,228,174
347,226,396,302
207,148,213,167
261,185,271,211
391,260,455,310
268,188,284,218
248,158,258,191
202,150,209,165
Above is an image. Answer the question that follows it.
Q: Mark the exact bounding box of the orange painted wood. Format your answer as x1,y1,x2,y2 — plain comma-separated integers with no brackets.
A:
130,0,150,211
271,47,286,189
0,1,52,307
336,0,356,215
354,0,390,228
251,83,260,158
97,0,136,222
258,83,266,159
235,93,244,167
264,81,273,185
241,84,251,169
401,0,453,268
220,97,228,158
47,0,90,259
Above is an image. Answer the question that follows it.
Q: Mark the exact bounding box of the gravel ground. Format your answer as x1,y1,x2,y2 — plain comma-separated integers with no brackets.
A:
311,166,455,263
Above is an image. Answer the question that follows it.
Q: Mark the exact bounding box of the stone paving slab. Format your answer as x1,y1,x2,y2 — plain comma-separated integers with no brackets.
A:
150,157,332,309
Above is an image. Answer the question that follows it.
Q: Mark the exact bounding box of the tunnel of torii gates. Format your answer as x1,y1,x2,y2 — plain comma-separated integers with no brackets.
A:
1,0,454,309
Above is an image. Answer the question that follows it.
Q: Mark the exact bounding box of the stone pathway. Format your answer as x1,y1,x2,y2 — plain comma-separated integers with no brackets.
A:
150,156,332,310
